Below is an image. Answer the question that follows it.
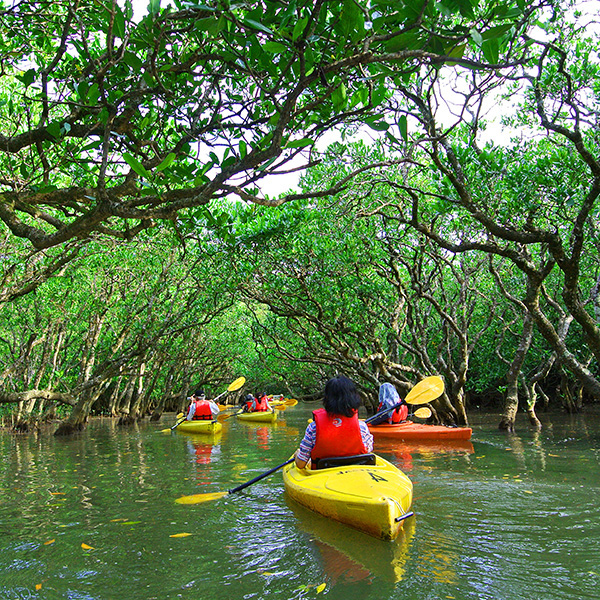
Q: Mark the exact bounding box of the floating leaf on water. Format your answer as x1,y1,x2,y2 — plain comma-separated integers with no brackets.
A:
110,518,128,522
169,532,192,538
44,539,55,545
81,543,94,550
316,582,326,593
524,490,533,494
120,521,141,525
50,492,65,495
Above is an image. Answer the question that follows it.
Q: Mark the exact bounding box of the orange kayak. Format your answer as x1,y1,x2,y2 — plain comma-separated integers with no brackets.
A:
368,420,472,441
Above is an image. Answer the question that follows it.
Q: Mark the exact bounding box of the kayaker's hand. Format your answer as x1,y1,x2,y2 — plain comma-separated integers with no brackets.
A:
294,453,308,470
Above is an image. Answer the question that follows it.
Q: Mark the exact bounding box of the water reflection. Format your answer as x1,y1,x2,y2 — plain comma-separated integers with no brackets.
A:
374,438,474,471
182,433,222,465
286,497,416,584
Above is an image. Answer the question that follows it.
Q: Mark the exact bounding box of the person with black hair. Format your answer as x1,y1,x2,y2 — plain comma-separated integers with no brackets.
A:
240,393,255,413
294,376,373,469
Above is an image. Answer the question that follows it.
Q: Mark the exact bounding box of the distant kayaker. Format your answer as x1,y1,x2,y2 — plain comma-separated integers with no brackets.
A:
294,375,374,470
241,393,255,412
249,391,271,412
186,390,220,421
369,383,408,426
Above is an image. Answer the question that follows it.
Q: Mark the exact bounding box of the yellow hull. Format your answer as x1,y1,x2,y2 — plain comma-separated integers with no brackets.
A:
175,420,222,434
236,410,278,423
282,455,413,541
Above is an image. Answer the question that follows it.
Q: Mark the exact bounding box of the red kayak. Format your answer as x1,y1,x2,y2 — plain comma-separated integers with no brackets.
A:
368,420,472,441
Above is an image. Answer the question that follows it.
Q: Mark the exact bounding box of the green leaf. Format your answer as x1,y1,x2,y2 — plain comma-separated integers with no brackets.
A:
263,41,288,53
470,28,483,46
244,18,273,34
195,16,225,35
371,82,387,107
482,38,499,64
46,122,62,139
385,32,422,52
156,152,176,172
19,68,36,87
149,0,161,16
286,138,313,149
123,152,151,178
123,52,144,71
331,82,347,112
398,115,408,141
292,17,308,41
364,117,389,131
113,5,126,38
88,83,100,105
481,23,514,41
447,44,466,60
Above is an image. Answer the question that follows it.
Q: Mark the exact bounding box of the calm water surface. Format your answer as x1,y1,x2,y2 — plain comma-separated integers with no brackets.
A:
1,405,599,600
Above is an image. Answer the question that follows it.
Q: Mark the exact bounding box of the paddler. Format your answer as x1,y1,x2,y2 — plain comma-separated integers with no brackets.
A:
250,391,271,412
186,390,220,421
369,382,408,425
294,375,373,470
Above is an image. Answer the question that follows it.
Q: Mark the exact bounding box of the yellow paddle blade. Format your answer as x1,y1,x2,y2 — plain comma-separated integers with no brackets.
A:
175,491,228,504
284,398,298,407
413,406,432,419
228,377,246,392
404,376,445,405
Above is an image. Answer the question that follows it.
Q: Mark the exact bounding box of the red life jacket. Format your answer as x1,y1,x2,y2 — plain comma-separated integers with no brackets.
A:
192,399,213,420
310,408,366,466
391,404,408,424
377,402,408,424
253,397,269,412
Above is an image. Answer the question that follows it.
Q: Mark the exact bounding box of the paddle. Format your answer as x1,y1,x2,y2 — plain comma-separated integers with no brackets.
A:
160,377,246,432
411,407,432,419
365,376,444,424
219,396,294,421
175,457,295,504
213,376,246,403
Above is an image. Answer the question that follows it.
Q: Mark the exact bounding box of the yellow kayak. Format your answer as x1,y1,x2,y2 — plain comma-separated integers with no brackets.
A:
236,410,278,424
282,455,413,540
174,419,223,434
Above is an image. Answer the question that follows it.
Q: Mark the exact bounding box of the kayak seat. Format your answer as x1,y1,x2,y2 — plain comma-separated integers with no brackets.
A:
313,453,377,470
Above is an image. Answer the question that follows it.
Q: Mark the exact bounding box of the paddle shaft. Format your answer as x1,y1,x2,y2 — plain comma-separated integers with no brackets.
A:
365,402,404,424
170,416,187,430
227,458,294,495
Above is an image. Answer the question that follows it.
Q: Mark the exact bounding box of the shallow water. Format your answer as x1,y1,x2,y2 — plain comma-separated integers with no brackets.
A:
0,407,598,599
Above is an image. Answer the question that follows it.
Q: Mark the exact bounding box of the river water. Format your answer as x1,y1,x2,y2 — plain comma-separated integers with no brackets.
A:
0,405,598,600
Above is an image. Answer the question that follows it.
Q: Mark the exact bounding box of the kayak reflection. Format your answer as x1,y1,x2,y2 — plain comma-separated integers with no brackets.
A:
373,438,474,472
286,497,416,584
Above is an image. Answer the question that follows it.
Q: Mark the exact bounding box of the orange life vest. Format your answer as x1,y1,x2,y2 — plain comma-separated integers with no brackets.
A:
253,397,269,412
391,404,408,423
377,402,408,424
192,399,213,420
310,408,366,465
